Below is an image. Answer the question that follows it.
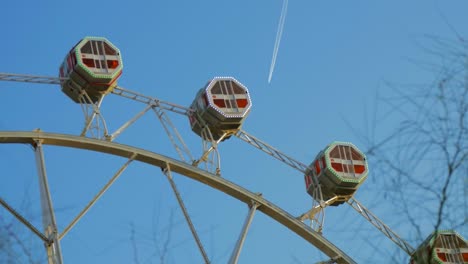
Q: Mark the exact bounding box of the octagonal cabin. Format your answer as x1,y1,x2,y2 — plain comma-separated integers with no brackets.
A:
410,230,468,264
189,77,251,141
59,36,123,103
304,142,368,205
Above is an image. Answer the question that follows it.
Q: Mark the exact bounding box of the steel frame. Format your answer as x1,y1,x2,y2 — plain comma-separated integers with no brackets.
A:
0,72,419,261
0,131,356,264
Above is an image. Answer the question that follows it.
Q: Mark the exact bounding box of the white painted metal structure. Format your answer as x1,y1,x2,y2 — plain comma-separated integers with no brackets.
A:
0,72,356,263
0,131,355,264
0,70,423,263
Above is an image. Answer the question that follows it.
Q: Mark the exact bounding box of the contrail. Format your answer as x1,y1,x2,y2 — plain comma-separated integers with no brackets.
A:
268,0,288,83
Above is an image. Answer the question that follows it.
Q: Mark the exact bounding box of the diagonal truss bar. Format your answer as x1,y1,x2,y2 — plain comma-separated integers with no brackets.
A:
59,153,137,240
228,201,259,264
235,130,309,174
108,104,153,141
162,164,210,264
191,120,224,175
346,197,415,255
298,196,339,222
153,107,194,163
193,132,226,167
0,196,50,243
298,196,340,233
0,72,63,85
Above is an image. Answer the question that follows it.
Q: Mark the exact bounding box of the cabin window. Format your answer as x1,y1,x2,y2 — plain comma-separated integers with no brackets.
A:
209,80,249,113
79,39,120,73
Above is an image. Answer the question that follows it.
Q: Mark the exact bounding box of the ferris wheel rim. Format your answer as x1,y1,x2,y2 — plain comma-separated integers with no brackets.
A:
0,130,356,264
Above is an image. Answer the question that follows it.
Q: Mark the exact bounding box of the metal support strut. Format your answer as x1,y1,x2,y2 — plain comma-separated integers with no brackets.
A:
228,201,259,264
0,196,50,243
59,154,137,240
193,129,226,175
108,104,153,141
79,93,109,139
162,164,211,264
346,197,415,255
34,140,63,264
153,106,194,164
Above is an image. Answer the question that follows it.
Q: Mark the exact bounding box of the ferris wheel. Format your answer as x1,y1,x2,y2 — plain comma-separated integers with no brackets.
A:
0,37,466,264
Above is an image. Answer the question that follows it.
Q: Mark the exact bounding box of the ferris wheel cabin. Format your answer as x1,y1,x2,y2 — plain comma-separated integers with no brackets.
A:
59,37,123,103
189,77,251,141
410,230,468,264
304,142,368,205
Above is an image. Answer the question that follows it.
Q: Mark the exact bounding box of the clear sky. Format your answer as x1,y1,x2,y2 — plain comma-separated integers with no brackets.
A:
0,1,467,263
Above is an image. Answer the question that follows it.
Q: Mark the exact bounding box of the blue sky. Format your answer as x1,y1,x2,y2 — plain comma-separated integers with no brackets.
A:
1,1,467,263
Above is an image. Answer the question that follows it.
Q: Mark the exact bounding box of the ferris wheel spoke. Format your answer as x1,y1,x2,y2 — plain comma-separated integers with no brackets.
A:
228,201,259,264
235,130,310,174
162,164,211,264
59,153,137,241
33,139,64,264
0,72,63,85
346,197,415,255
159,100,193,116
0,73,191,117
235,130,325,200
234,129,329,231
